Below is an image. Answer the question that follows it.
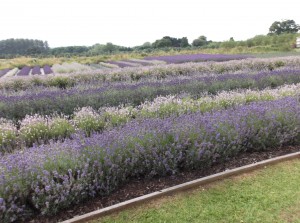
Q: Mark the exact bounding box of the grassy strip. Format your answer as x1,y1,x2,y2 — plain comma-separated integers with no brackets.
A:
97,159,300,223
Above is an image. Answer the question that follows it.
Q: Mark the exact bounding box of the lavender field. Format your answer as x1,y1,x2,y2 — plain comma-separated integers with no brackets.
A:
0,53,249,80
1,55,300,222
0,65,54,77
144,53,251,63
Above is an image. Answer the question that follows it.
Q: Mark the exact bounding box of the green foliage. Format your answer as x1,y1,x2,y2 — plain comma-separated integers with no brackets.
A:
48,76,75,89
49,118,75,140
216,33,298,52
192,36,209,47
10,79,26,91
268,19,300,35
73,108,106,136
0,38,49,56
152,36,190,48
180,37,190,47
50,46,90,56
89,43,133,55
18,115,75,148
0,120,17,153
19,119,49,147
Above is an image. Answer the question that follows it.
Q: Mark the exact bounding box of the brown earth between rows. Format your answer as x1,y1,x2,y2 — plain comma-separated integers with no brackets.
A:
26,145,300,223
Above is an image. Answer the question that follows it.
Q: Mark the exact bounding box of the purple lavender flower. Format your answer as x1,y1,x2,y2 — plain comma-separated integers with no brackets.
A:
31,66,41,75
0,69,10,77
16,66,31,76
0,97,299,221
1,68,300,121
107,61,135,68
43,65,53,74
144,53,251,64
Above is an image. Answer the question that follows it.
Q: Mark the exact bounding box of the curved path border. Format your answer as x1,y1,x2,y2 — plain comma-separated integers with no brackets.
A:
61,151,300,223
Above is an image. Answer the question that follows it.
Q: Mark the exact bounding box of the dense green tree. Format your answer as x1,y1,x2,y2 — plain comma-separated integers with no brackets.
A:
0,38,49,55
142,42,152,48
152,36,189,48
192,36,208,47
51,46,90,55
268,20,299,35
152,37,173,48
103,43,116,53
88,43,132,55
180,37,190,47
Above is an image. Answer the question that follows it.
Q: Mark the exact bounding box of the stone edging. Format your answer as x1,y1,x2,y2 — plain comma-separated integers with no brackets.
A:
61,151,300,223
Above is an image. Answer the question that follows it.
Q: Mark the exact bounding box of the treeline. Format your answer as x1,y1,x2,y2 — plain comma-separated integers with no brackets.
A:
0,39,49,56
49,43,134,57
0,33,299,58
50,33,300,57
134,33,298,52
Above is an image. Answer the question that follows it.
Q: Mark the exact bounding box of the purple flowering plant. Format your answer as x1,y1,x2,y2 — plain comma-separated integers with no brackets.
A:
0,97,300,222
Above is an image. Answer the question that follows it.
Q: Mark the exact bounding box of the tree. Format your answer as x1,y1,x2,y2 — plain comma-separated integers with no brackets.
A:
180,37,189,47
141,42,152,49
152,36,189,48
192,36,208,47
268,20,299,35
152,37,173,48
103,42,116,53
0,38,49,55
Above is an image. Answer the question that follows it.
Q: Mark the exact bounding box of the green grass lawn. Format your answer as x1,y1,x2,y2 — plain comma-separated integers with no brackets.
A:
91,159,300,223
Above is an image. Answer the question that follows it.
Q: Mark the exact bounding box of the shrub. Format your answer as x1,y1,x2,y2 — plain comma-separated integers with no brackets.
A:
0,118,17,153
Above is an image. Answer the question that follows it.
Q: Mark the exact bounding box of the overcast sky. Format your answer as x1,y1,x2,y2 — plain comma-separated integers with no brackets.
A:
0,0,299,48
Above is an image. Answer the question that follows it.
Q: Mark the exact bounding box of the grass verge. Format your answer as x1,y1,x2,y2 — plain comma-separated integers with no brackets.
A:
92,159,300,223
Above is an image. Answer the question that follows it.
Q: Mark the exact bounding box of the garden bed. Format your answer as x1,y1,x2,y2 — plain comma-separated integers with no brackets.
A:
27,145,300,223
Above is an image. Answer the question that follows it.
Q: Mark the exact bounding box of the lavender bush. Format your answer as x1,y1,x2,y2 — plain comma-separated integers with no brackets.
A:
99,62,119,68
1,56,300,91
0,69,10,77
1,68,300,121
52,62,93,74
2,83,300,153
0,97,299,222
16,66,31,76
107,61,141,68
144,53,251,64
73,107,105,136
0,118,17,152
127,59,165,66
18,114,75,147
31,66,41,75
1,68,18,78
43,65,53,74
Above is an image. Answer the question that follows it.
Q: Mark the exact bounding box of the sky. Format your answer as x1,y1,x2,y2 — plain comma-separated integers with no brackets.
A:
0,0,299,48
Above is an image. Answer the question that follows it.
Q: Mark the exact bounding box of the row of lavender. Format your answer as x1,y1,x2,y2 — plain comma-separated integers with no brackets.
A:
1,56,299,92
0,65,53,78
0,53,251,79
108,54,251,68
17,65,53,76
144,53,251,64
1,97,300,221
1,68,300,121
1,56,300,222
1,83,300,153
